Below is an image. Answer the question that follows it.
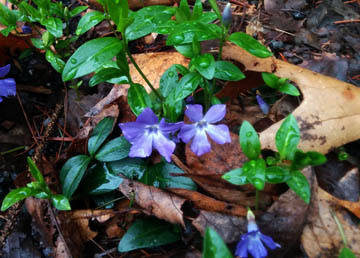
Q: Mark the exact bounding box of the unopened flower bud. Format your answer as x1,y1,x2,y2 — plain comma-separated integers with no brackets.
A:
222,2,232,28
256,95,270,115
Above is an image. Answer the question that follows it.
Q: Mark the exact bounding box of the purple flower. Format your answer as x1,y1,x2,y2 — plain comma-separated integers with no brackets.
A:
0,64,16,103
179,104,231,156
119,108,183,162
235,210,281,258
222,2,232,28
21,25,32,34
256,95,269,115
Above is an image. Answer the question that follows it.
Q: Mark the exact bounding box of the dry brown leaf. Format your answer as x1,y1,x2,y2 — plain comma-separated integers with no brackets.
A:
119,179,186,226
168,188,247,217
301,187,360,257
223,43,360,154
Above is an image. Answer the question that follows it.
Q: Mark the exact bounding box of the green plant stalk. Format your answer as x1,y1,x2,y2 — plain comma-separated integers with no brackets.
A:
330,208,348,247
122,33,165,103
0,146,25,155
203,78,211,111
255,189,259,211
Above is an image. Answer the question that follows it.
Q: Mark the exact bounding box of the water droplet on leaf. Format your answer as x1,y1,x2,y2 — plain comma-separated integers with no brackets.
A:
246,131,253,137
173,34,184,44
168,71,174,77
70,58,77,64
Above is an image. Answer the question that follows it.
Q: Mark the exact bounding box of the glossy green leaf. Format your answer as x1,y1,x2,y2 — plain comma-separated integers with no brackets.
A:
160,65,179,98
118,218,180,252
339,247,356,258
70,6,88,17
291,150,327,170
108,158,146,179
1,26,15,36
1,187,40,211
192,0,203,20
126,6,174,40
42,31,54,48
306,151,327,166
103,0,131,33
27,157,45,184
276,114,300,160
174,44,195,58
140,162,197,190
62,37,123,81
174,64,189,75
95,136,131,162
202,227,233,258
45,50,65,73
286,170,310,203
239,121,261,160
278,82,300,96
167,22,221,45
243,159,266,190
207,0,221,19
229,32,272,58
89,67,128,87
222,168,248,185
192,53,215,80
51,194,71,210
88,117,115,156
0,3,18,27
265,166,291,183
42,17,63,37
60,155,92,198
127,83,152,116
33,0,50,10
261,72,278,88
168,72,202,102
214,61,245,81
82,163,123,195
18,2,41,22
176,0,191,22
76,11,105,36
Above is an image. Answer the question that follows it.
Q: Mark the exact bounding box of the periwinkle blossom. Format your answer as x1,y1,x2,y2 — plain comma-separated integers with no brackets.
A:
256,95,269,115
235,209,281,258
179,104,231,156
222,2,232,28
119,108,183,162
0,64,16,103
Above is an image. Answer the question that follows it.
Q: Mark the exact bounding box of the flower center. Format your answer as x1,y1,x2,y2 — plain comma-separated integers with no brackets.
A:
146,124,159,134
196,120,208,130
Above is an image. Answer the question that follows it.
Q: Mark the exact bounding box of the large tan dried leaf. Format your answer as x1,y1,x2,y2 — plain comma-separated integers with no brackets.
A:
222,44,360,154
119,179,186,226
301,187,360,257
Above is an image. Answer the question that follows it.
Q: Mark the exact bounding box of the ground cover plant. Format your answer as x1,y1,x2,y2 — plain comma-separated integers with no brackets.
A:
0,0,359,257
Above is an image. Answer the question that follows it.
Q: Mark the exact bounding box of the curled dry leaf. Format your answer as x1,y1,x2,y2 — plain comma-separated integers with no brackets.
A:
119,179,186,226
301,187,360,257
222,43,360,154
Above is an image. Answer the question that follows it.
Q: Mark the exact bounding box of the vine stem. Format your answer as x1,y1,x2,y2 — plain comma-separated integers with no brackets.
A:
255,189,259,211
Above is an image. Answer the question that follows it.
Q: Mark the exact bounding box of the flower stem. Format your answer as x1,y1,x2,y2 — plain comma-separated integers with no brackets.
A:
330,208,348,247
255,189,259,211
203,78,211,112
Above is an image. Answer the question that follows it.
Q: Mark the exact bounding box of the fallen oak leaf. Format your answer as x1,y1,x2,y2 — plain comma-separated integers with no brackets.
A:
222,43,360,154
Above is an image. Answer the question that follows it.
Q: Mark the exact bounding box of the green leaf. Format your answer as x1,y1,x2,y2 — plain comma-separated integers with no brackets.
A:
239,121,261,160
202,227,233,258
1,26,15,37
339,247,356,258
207,0,221,19
95,136,131,162
286,170,310,203
174,44,195,58
140,162,197,190
229,32,272,58
261,72,278,88
192,0,203,20
1,187,40,211
42,31,54,48
88,117,115,156
18,2,41,22
126,6,175,40
118,218,180,252
176,0,191,22
160,65,179,98
82,163,123,195
89,67,128,87
167,22,221,45
163,100,184,122
42,17,63,38
243,159,266,190
222,168,248,185
103,0,132,33
0,3,18,26
70,6,88,17
278,82,300,96
291,150,327,170
27,157,45,184
127,83,152,116
60,155,92,198
62,37,123,81
276,114,300,160
168,72,202,102
51,194,71,210
214,61,245,81
45,50,65,73
306,151,327,166
265,166,291,183
108,158,146,179
192,53,215,80
76,11,105,36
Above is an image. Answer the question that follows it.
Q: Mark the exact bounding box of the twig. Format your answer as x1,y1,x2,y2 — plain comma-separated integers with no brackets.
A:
334,19,360,24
